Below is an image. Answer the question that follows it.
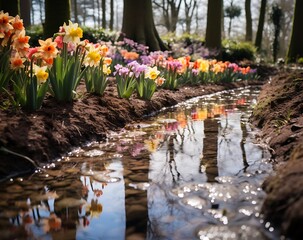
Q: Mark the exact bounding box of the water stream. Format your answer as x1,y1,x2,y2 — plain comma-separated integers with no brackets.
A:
0,86,280,239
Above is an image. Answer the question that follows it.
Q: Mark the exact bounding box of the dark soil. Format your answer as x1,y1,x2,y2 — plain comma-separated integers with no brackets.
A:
250,67,303,240
1,65,303,240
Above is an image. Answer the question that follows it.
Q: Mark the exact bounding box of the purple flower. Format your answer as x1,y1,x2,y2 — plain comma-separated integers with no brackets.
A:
127,61,147,78
119,67,130,76
192,69,199,76
140,55,153,65
124,38,136,47
167,60,182,71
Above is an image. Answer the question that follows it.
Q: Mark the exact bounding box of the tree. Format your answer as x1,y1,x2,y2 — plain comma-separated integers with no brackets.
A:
287,0,303,62
109,0,114,30
20,0,31,27
102,0,106,28
205,0,223,54
270,4,283,63
255,0,267,51
184,0,197,34
0,0,20,16
153,0,182,33
44,0,70,37
224,0,241,38
279,0,294,58
72,0,78,23
245,0,252,41
121,0,167,51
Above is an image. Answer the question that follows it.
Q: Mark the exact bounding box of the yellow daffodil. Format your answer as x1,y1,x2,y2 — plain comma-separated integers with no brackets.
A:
84,45,101,67
145,66,160,80
196,59,209,73
33,65,49,84
103,65,111,75
63,20,83,44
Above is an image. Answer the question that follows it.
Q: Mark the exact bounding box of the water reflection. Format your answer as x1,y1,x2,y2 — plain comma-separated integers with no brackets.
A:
0,87,278,239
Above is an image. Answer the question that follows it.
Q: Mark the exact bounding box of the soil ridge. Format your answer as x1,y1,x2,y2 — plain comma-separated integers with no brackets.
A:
250,67,303,240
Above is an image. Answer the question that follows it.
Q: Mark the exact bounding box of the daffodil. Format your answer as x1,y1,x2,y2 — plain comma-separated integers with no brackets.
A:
10,52,25,70
99,45,109,57
102,65,111,75
11,15,24,33
196,59,210,73
63,20,83,44
0,11,13,37
145,66,160,80
84,45,101,67
33,64,49,84
12,29,30,56
103,57,112,65
38,38,58,59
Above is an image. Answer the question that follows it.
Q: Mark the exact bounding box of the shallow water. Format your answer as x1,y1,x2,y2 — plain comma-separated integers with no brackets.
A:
0,87,280,240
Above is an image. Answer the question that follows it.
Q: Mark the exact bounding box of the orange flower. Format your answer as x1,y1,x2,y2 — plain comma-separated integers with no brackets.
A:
1,29,12,47
43,57,54,67
10,52,26,70
155,77,165,86
38,38,58,59
99,45,109,57
103,57,112,65
212,63,224,74
12,29,30,54
240,66,250,74
12,15,24,32
123,51,139,60
0,11,13,36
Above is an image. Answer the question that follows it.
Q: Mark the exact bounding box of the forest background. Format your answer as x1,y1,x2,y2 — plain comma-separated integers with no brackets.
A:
0,0,296,62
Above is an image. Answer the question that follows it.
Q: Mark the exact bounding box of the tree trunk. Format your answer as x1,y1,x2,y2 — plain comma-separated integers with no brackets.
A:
287,0,303,63
20,0,31,27
44,0,70,38
73,0,78,23
92,0,96,28
228,18,232,38
245,0,252,42
121,0,167,51
170,0,182,33
96,0,101,28
255,0,267,51
184,0,197,34
39,0,44,24
205,0,222,55
109,0,114,30
0,0,20,16
102,0,106,28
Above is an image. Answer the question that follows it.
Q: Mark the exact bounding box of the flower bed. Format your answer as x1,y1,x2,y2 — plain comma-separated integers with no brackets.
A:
1,12,258,111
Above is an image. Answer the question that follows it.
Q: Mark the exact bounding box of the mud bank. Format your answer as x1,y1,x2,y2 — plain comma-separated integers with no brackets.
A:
251,68,303,240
